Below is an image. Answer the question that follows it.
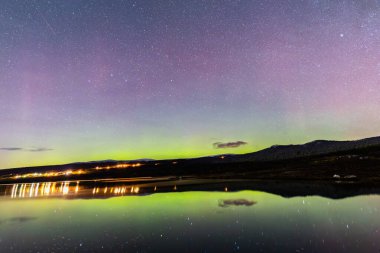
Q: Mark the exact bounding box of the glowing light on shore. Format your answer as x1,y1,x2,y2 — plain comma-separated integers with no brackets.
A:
6,163,144,181
11,169,85,180
95,163,142,170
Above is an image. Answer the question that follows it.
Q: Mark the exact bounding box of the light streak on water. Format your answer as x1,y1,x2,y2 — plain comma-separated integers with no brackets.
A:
5,181,146,199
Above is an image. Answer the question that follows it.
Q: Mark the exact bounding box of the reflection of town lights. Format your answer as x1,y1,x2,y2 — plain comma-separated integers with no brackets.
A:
30,184,35,197
7,182,146,199
40,183,45,196
46,183,50,195
75,182,79,193
62,182,69,195
35,183,39,197
11,184,17,198
19,184,24,198
22,184,27,197
16,184,20,198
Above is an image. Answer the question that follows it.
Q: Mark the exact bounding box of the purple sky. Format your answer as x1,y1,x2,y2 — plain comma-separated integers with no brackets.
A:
1,0,380,169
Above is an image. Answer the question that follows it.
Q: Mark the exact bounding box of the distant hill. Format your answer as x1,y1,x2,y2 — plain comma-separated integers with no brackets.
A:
233,136,380,162
2,136,380,184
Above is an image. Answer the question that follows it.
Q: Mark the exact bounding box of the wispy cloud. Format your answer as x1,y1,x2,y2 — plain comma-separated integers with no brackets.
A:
213,141,248,149
0,147,53,152
28,148,53,152
0,147,23,151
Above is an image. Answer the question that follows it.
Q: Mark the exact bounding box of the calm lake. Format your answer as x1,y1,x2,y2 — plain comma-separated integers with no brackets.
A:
0,180,379,253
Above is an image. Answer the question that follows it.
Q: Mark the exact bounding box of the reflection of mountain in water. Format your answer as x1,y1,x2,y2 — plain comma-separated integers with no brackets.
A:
2,179,380,200
218,199,257,208
0,217,37,225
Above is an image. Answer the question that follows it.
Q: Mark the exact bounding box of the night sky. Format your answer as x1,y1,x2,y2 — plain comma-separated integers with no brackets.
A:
1,0,380,169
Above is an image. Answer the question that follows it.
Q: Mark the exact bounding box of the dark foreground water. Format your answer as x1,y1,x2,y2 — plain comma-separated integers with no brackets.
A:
0,181,379,253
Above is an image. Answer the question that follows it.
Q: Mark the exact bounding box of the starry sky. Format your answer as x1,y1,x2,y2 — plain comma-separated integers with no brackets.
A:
1,0,380,169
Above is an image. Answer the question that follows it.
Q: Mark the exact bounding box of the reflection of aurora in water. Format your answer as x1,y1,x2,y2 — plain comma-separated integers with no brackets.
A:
2,188,380,252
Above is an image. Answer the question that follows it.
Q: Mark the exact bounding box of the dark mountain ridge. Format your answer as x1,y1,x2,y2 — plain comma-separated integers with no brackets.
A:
2,136,380,184
233,136,380,162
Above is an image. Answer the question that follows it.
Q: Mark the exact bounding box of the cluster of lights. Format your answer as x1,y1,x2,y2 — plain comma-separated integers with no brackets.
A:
13,170,85,180
95,163,142,170
7,163,143,181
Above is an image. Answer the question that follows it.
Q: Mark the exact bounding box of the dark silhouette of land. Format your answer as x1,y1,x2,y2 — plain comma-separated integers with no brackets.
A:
2,136,380,196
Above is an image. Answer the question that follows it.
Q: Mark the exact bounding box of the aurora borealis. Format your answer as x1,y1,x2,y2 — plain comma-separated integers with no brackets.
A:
1,0,380,169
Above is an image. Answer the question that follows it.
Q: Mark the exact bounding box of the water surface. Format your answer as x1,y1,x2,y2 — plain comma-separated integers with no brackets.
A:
0,181,379,252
